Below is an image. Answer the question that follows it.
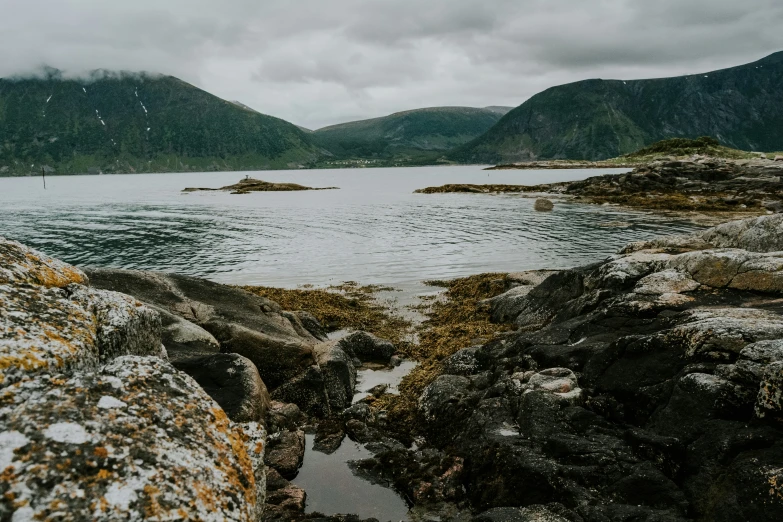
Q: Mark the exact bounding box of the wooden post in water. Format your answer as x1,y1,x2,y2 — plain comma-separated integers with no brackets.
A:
41,167,46,189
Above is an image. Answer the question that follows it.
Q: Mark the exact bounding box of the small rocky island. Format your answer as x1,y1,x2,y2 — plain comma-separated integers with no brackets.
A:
3,213,783,521
184,177,339,194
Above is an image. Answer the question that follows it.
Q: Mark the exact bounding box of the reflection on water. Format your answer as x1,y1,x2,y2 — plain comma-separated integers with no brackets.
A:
0,166,702,288
293,434,411,521
353,360,418,403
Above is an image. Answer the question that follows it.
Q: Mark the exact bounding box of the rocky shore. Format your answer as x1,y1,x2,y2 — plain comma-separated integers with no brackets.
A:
183,177,339,194
419,156,783,214
3,212,783,521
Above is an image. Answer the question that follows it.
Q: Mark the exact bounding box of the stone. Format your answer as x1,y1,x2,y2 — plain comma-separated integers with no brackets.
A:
533,198,554,211
0,236,88,288
1,283,163,387
155,306,220,361
700,213,783,253
757,362,783,421
472,505,571,522
83,268,318,390
337,331,396,363
172,353,271,423
0,356,265,521
633,269,700,295
266,401,306,433
264,429,306,479
313,340,356,411
270,365,331,417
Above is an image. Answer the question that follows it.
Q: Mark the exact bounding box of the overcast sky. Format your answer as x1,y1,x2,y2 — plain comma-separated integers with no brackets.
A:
1,0,781,129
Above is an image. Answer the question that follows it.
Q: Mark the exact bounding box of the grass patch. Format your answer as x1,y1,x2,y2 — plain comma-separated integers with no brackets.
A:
374,273,512,437
621,136,755,161
239,282,412,349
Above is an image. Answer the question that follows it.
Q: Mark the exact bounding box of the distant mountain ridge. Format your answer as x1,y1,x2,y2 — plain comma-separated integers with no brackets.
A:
450,51,783,163
311,106,505,163
0,71,321,175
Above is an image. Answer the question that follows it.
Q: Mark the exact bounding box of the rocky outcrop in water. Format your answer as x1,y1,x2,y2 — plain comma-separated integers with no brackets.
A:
393,214,783,521
417,156,783,213
0,237,267,520
183,178,338,194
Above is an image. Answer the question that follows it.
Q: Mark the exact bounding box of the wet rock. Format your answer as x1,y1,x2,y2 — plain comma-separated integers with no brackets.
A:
292,310,329,342
83,268,318,390
314,340,356,411
267,401,307,432
172,353,271,423
0,356,265,521
271,365,331,418
265,429,306,479
313,418,346,454
472,505,573,522
406,214,783,521
534,198,554,211
337,331,396,363
263,467,307,518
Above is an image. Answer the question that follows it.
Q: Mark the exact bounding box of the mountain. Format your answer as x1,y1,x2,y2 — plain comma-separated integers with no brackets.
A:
482,106,514,115
0,70,322,176
451,51,783,163
311,106,505,164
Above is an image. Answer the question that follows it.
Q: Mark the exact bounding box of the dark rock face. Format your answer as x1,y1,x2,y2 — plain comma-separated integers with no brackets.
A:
83,268,318,390
172,353,271,423
337,331,396,363
265,429,306,479
411,215,783,521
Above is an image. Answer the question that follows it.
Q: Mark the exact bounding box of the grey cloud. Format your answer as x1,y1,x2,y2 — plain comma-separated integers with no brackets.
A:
0,0,780,129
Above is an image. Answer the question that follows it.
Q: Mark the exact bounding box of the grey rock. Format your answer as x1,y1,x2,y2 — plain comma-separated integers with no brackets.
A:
172,353,270,423
82,268,317,390
337,330,396,363
0,356,266,521
314,340,357,411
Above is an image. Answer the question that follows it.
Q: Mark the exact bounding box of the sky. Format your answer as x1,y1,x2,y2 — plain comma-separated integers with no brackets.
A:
1,0,781,130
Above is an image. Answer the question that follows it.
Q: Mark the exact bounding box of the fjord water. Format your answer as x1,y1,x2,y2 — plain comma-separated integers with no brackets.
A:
0,166,700,289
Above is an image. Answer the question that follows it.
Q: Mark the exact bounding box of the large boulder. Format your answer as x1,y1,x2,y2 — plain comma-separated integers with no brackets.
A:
82,268,318,389
314,340,357,411
0,356,265,521
172,353,271,423
0,239,267,519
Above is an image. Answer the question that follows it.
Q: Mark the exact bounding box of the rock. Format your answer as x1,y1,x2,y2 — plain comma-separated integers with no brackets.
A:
83,268,318,390
0,236,88,287
313,418,346,454
270,365,331,417
266,401,306,432
155,306,221,360
263,467,307,517
1,283,163,387
700,213,783,252
472,505,571,522
314,340,357,411
402,214,783,521
0,356,265,521
533,198,554,211
757,362,783,421
775,155,783,162
172,353,271,423
337,331,396,363
265,429,306,479
1,241,267,519
292,310,329,342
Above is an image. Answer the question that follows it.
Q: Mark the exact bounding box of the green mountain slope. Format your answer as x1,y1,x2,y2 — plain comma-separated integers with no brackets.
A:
0,70,321,176
311,106,505,163
451,51,783,163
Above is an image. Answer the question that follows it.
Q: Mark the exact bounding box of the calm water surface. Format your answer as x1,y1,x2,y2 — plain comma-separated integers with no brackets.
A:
0,166,701,288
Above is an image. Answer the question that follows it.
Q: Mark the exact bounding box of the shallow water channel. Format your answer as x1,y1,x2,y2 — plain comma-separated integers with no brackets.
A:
292,362,417,521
